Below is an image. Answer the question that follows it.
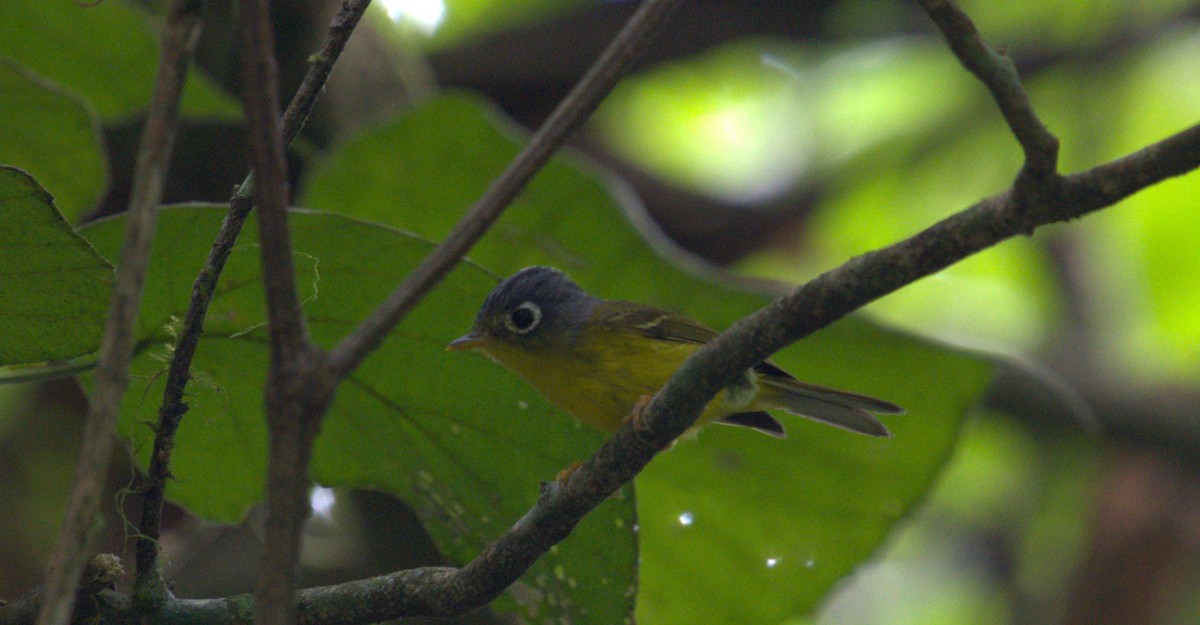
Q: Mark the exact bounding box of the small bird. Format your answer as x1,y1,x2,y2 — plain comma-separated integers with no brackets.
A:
448,266,902,439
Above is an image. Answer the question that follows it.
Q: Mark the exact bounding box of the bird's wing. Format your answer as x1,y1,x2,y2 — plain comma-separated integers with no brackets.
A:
597,303,802,374
596,301,719,344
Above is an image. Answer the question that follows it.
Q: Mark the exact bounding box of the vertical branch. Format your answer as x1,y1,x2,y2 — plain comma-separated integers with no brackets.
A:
238,0,303,354
134,3,373,595
133,0,372,613
238,2,336,625
34,2,204,625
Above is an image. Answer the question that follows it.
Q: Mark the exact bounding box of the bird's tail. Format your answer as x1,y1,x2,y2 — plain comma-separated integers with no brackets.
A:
756,377,903,437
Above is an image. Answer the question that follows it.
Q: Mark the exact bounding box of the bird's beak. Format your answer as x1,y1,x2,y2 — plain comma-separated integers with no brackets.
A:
447,332,487,351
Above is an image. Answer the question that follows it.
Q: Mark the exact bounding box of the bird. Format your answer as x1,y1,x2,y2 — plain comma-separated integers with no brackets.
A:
447,266,902,440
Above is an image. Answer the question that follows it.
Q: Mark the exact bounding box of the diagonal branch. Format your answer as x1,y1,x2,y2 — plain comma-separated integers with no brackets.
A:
32,2,204,625
643,122,1200,447
327,0,686,377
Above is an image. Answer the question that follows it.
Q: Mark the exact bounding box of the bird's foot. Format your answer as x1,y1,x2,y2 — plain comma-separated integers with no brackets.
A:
624,395,652,434
556,461,583,489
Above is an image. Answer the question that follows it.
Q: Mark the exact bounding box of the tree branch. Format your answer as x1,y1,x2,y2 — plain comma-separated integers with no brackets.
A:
239,2,303,358
918,0,1059,178
326,0,686,377
236,2,338,625
33,3,203,625
134,3,373,602
645,121,1199,443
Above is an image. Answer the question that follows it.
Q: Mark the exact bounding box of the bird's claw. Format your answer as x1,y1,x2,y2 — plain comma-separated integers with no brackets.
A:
556,461,583,488
626,394,654,431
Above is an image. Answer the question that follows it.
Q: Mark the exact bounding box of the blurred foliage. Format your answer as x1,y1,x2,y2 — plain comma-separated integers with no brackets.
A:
802,414,1100,625
959,0,1194,47
1079,29,1200,383
592,35,1066,349
593,40,820,202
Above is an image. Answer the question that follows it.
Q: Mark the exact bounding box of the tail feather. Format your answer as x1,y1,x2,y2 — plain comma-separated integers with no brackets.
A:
720,411,787,438
757,377,900,437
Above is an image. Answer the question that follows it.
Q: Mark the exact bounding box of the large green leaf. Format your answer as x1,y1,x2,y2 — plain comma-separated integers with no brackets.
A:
636,336,988,624
300,93,994,622
0,60,106,222
0,0,239,121
0,167,112,365
81,207,636,625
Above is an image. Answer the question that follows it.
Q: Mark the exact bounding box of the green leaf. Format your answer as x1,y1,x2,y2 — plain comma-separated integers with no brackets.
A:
0,166,112,365
0,0,239,121
300,93,994,621
0,60,107,222
636,336,989,624
80,206,637,625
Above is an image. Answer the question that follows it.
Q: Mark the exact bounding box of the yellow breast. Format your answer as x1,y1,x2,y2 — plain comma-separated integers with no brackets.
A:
479,327,747,432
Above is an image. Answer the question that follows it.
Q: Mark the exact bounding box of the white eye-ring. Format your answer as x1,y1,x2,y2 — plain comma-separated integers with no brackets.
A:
506,301,542,335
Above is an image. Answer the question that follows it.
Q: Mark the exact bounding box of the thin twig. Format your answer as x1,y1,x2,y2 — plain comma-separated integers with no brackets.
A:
132,0,373,614
327,0,686,377
131,200,253,606
32,3,203,625
280,0,373,145
918,0,1060,178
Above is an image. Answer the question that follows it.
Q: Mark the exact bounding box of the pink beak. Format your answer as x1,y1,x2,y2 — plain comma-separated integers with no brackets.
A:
447,332,486,351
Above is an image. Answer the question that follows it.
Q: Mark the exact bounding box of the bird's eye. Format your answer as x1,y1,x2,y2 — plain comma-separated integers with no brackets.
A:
506,301,542,334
